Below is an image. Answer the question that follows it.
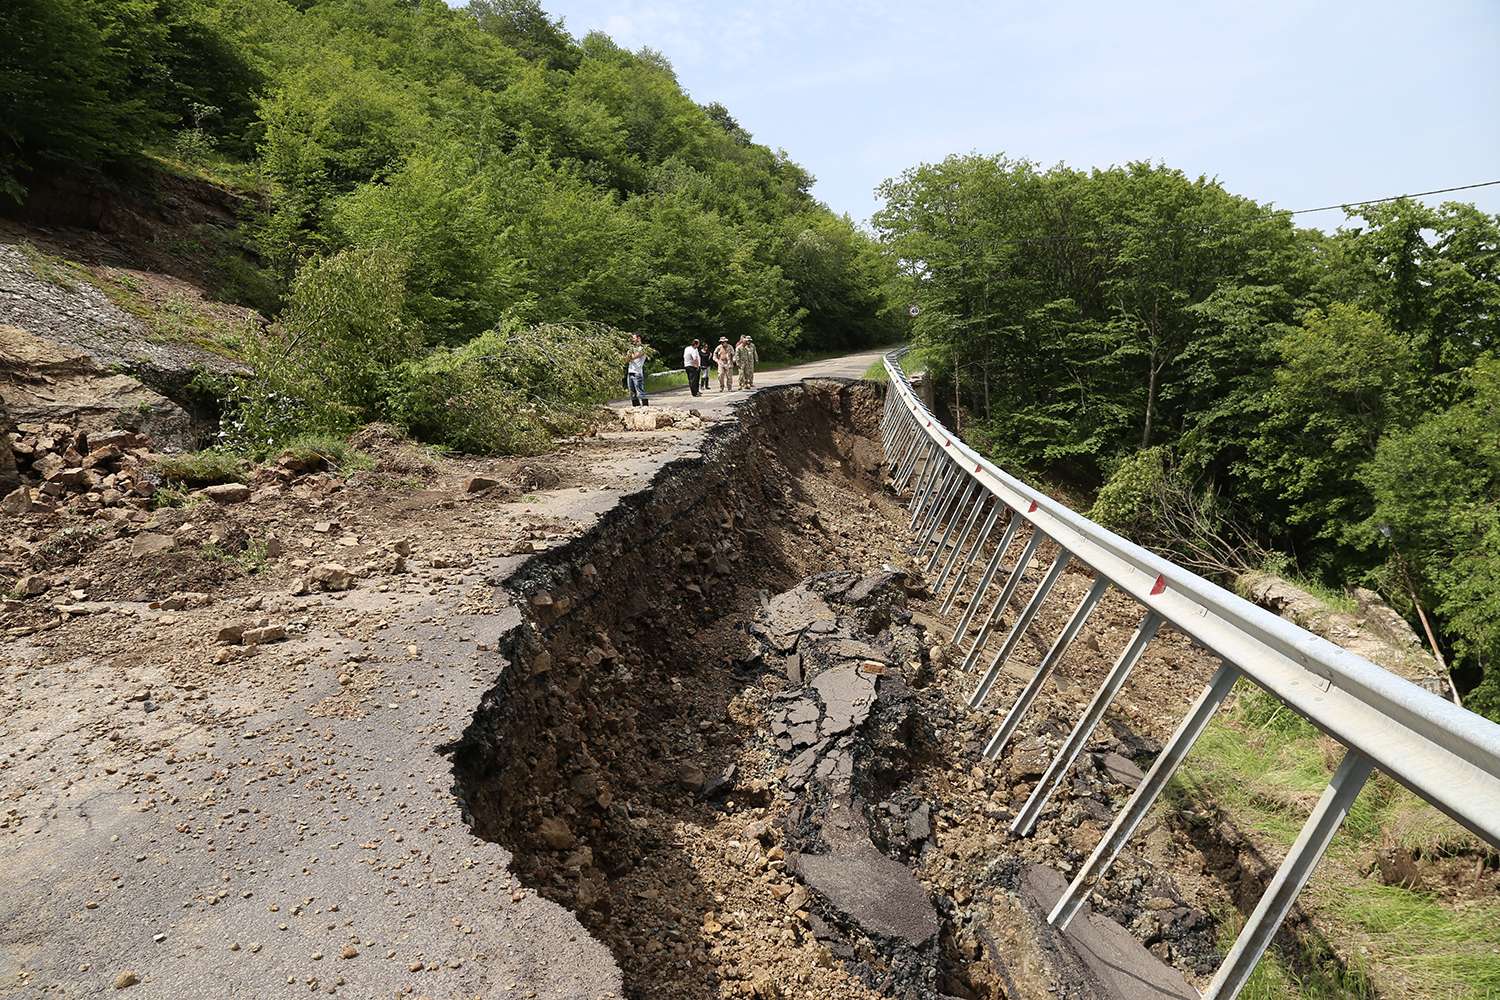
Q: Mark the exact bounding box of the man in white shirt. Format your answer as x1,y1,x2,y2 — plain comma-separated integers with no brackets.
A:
683,339,703,397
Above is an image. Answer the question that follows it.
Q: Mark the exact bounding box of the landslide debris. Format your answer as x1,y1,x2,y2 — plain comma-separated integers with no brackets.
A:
448,382,1218,1000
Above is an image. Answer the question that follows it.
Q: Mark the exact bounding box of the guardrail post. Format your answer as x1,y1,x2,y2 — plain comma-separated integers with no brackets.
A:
932,488,992,584
879,406,903,463
968,552,1074,708
948,510,1021,624
1011,610,1164,834
1050,660,1241,930
894,431,918,491
958,528,1045,672
916,459,960,538
978,576,1110,742
1201,749,1375,1000
888,413,919,477
923,478,979,565
907,444,942,517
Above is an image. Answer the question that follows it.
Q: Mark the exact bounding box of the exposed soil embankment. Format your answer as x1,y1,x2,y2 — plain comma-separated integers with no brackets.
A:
447,382,1214,1000
450,381,899,998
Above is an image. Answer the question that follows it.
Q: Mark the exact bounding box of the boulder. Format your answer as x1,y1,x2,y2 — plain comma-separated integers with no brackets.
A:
538,816,575,850
310,562,355,591
675,762,706,794
0,486,35,516
243,625,287,645
621,409,659,432
14,575,50,597
0,325,192,450
203,483,251,504
463,475,500,493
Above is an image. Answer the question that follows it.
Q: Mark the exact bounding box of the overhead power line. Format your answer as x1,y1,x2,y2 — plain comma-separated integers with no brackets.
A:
932,179,1500,247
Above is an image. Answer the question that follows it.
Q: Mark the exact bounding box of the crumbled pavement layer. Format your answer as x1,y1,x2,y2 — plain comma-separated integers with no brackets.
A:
746,568,1195,1000
4,373,1261,999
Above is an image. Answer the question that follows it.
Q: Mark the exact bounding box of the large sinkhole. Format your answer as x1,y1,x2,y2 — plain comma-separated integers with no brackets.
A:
446,381,1223,1000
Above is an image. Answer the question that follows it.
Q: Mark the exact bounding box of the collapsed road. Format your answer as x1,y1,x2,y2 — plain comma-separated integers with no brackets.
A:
3,367,1225,1000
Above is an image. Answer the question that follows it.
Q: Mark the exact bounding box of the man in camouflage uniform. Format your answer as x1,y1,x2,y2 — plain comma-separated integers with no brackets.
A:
735,335,758,389
712,336,734,392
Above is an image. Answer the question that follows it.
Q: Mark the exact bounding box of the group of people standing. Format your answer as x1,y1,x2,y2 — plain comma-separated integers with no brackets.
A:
627,332,758,406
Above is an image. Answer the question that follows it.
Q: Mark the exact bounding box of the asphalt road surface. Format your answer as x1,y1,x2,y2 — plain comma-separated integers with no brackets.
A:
0,347,898,1000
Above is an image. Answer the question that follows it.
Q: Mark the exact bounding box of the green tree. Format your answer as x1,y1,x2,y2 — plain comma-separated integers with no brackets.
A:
1363,359,1500,720
256,49,428,278
1253,304,1420,570
223,246,418,449
464,0,579,71
1316,199,1500,392
875,155,1307,482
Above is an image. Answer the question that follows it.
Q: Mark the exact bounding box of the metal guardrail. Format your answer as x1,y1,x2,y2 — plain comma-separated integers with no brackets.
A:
878,349,1500,1000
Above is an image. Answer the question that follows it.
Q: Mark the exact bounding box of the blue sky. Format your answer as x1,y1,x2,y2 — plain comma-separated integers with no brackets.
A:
527,0,1499,231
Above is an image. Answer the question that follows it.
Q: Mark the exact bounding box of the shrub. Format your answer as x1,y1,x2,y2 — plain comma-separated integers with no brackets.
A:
217,246,418,454
393,318,632,456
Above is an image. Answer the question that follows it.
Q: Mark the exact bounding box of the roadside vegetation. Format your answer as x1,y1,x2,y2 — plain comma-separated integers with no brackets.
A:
876,157,1500,721
1166,682,1500,999
4,0,905,457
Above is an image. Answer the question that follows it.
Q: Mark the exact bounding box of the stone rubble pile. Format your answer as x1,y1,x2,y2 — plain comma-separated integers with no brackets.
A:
2,422,163,516
616,406,708,432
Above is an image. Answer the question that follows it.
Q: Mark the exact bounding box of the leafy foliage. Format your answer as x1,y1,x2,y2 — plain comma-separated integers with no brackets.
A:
393,319,632,456
874,155,1310,482
880,153,1500,716
0,0,263,198
1363,360,1500,716
218,245,418,452
7,0,897,363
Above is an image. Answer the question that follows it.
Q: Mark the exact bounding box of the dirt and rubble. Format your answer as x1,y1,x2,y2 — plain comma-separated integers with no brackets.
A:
4,368,1496,999
443,383,1225,1000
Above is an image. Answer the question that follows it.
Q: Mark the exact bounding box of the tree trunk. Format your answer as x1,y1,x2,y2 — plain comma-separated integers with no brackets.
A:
1142,353,1158,448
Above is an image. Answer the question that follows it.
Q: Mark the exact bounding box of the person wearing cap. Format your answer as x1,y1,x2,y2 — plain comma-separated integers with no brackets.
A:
735,334,758,389
683,338,703,397
712,336,734,392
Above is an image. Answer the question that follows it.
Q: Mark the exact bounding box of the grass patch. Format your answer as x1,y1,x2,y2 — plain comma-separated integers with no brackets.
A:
150,485,205,509
644,369,690,391
1285,575,1362,616
16,241,91,290
152,450,244,486
143,149,271,198
863,343,925,382
1167,681,1498,998
90,265,253,356
1330,883,1500,999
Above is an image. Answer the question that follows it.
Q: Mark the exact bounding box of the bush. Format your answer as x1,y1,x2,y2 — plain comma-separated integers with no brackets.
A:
217,246,418,454
1089,446,1166,535
393,318,633,456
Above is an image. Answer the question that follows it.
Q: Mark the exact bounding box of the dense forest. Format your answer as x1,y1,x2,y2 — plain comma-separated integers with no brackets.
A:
876,155,1500,718
4,2,1499,718
1,0,903,450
